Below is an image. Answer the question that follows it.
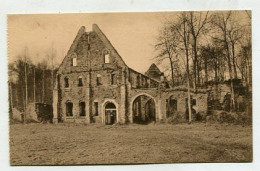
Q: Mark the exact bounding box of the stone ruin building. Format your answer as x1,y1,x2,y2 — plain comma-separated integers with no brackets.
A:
52,24,208,124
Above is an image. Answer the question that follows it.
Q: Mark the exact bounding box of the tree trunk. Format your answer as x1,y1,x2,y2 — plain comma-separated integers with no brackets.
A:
192,41,197,90
184,33,192,123
224,29,236,111
231,43,238,79
33,67,36,103
42,69,45,103
169,58,174,86
9,82,13,119
198,59,201,85
187,73,192,123
204,57,208,83
24,52,28,122
227,50,236,111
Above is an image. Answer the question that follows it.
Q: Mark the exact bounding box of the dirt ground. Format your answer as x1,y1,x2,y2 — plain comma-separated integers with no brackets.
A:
9,122,252,165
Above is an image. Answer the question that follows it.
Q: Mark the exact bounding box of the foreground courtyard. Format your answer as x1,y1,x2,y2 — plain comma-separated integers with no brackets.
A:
9,122,252,165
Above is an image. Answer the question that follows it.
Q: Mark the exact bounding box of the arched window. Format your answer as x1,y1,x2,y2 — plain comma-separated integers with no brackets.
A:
103,50,110,63
79,101,86,116
78,76,83,87
160,75,164,81
64,77,69,88
66,101,73,116
71,53,77,66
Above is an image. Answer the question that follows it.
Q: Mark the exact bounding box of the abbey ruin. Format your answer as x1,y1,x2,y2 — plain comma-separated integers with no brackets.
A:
52,24,208,124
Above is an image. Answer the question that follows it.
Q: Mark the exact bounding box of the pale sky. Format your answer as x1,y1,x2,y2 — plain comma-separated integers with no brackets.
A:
8,11,250,74
8,12,179,73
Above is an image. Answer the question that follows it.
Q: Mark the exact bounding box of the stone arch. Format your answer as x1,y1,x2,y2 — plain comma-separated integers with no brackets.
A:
101,99,119,124
130,93,157,124
131,93,155,104
102,48,111,64
102,48,110,55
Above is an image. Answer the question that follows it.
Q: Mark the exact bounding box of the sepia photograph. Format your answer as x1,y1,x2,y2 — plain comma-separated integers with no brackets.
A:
7,11,252,165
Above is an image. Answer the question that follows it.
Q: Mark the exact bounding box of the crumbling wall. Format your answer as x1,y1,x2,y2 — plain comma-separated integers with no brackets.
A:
56,25,211,125
11,108,22,122
193,93,208,116
25,103,38,122
161,90,208,121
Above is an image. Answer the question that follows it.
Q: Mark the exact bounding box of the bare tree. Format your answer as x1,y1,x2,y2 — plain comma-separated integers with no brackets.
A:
8,63,18,118
171,13,193,123
227,14,244,79
155,24,179,86
211,11,236,111
187,11,209,88
24,48,29,121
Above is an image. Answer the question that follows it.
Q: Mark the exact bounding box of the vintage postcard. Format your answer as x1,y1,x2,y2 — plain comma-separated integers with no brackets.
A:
8,11,252,165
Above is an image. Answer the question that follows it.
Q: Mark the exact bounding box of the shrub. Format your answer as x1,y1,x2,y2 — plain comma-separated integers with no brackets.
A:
206,110,252,125
166,114,184,124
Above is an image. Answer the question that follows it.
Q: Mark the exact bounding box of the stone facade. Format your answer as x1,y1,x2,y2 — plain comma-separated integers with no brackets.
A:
53,24,208,124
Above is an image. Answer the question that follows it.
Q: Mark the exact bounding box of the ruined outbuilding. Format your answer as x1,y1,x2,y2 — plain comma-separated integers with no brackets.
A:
52,25,208,124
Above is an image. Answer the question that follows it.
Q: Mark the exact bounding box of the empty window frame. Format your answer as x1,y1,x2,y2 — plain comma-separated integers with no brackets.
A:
136,75,140,88
185,97,196,107
72,58,77,66
78,76,83,87
64,77,69,88
104,54,110,63
71,53,77,66
111,73,116,85
66,102,73,116
94,102,99,116
79,102,86,116
96,74,102,85
192,99,196,106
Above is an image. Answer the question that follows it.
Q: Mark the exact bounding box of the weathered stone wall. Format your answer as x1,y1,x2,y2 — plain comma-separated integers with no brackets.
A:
159,90,208,121
54,25,208,124
55,25,136,124
193,93,208,115
128,68,158,89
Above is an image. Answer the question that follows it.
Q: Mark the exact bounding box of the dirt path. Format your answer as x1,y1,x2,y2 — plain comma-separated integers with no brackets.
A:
9,123,252,165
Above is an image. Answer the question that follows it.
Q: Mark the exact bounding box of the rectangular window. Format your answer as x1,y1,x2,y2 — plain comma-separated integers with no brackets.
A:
105,54,110,63
64,77,69,88
136,75,140,88
72,58,77,66
192,99,196,106
97,76,101,85
94,102,99,116
79,102,86,116
111,74,116,85
66,102,73,116
78,77,83,87
186,97,196,107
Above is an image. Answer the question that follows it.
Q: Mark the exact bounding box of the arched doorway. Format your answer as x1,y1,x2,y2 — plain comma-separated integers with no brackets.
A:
105,102,117,125
132,94,156,124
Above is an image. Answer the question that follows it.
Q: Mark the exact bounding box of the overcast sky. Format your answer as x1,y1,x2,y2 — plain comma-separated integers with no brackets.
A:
8,12,181,73
8,11,250,74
